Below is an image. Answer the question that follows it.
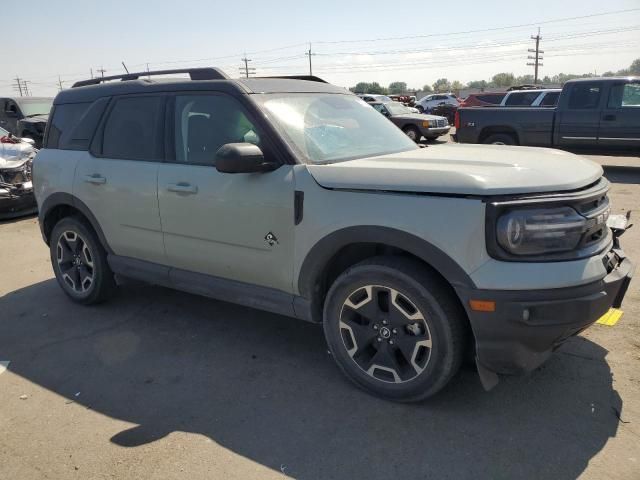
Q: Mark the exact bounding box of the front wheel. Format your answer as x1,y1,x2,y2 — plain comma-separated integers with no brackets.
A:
323,257,467,401
483,133,516,145
403,126,421,143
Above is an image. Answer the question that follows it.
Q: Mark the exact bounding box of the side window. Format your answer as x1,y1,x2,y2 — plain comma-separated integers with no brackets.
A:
568,84,601,109
540,92,560,107
174,94,261,166
505,92,539,106
45,102,91,149
607,82,640,108
102,96,163,160
372,104,385,113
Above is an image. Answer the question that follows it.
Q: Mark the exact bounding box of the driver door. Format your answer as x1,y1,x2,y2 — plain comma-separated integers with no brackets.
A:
157,92,295,293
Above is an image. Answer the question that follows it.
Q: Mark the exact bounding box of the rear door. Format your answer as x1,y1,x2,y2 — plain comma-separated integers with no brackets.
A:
555,82,603,148
157,91,295,293
598,80,640,148
73,94,166,264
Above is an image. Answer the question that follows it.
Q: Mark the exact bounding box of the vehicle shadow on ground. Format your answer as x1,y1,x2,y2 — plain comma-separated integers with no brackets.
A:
603,167,640,185
0,280,623,479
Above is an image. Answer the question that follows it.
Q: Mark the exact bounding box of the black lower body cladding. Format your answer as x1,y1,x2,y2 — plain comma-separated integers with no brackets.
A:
0,189,37,220
456,249,634,377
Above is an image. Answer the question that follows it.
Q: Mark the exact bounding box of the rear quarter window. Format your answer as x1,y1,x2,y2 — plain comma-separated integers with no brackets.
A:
45,102,92,149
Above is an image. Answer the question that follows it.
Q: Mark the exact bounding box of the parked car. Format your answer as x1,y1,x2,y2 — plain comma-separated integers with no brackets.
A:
455,77,640,149
0,97,53,148
357,94,393,103
500,89,562,107
34,68,633,401
370,101,450,141
415,93,459,113
458,92,506,107
0,126,37,219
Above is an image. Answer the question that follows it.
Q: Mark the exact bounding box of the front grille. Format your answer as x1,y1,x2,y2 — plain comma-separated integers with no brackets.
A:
436,119,447,127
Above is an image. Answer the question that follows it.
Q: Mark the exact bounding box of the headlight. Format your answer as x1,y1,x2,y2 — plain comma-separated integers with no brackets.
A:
496,207,587,255
422,120,431,128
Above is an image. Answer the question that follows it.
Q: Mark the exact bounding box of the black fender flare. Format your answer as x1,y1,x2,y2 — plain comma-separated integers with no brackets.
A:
38,192,113,253
297,226,476,300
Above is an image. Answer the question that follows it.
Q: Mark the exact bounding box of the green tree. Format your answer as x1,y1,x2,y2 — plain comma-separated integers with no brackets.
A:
450,80,466,93
432,78,451,92
627,58,640,75
388,81,407,94
491,73,515,87
467,80,488,89
515,74,535,85
421,84,433,93
350,82,388,94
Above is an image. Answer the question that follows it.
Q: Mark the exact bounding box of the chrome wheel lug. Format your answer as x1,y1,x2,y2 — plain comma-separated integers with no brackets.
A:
382,320,388,325
377,337,382,342
388,340,394,345
373,324,379,330
392,328,397,334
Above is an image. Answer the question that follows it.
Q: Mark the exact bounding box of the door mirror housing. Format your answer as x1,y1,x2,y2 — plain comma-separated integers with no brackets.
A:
215,143,278,174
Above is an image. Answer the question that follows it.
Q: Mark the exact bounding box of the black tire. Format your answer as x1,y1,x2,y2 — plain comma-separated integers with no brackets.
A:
403,126,421,143
482,133,517,145
323,256,467,402
416,105,424,113
50,216,116,305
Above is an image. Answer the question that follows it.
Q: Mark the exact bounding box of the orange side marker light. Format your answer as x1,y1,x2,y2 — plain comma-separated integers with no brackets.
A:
469,300,496,312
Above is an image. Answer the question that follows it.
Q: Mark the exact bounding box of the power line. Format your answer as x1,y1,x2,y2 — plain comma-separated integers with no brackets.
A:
527,28,544,83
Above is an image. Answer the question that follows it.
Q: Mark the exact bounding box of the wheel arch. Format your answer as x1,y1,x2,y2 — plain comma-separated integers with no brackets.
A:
39,192,112,253
297,226,475,323
478,126,520,144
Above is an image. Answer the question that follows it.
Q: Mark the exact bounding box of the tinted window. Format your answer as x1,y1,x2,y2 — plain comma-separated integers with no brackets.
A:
477,94,505,104
568,84,601,109
540,92,560,107
45,102,91,149
174,94,261,166
607,82,640,108
102,96,162,160
505,92,540,106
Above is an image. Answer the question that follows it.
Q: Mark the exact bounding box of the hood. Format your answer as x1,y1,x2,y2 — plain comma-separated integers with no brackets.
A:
393,113,443,122
306,143,602,196
19,115,48,124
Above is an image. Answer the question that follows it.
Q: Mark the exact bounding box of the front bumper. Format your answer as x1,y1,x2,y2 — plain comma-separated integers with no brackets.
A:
0,189,37,220
420,126,450,138
456,248,634,378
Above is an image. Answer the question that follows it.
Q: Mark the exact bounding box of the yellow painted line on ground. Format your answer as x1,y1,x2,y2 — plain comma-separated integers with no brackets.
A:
596,308,624,326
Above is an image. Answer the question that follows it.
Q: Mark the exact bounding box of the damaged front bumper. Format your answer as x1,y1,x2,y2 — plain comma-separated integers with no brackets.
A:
456,216,634,390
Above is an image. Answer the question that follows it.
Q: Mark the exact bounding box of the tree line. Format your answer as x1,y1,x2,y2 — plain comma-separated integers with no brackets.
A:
350,58,640,94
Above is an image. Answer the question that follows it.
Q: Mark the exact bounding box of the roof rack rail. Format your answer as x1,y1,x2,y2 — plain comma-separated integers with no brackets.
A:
256,75,328,83
72,68,228,88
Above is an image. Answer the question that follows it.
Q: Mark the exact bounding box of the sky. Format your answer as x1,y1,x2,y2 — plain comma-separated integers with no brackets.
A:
1,0,639,97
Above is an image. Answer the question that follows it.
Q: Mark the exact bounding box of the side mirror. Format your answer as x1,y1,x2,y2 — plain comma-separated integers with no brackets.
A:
215,143,278,174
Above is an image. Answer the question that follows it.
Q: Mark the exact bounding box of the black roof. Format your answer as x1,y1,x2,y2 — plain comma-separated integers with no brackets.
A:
55,68,348,105
565,76,639,83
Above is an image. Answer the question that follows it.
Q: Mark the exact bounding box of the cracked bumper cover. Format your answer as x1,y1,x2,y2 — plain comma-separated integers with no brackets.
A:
455,248,634,379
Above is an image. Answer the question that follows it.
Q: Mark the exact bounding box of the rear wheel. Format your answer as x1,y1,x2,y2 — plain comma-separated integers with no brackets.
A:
323,257,467,401
403,126,421,143
483,133,516,145
50,216,116,304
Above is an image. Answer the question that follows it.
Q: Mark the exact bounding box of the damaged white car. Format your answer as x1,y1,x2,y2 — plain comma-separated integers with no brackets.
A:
0,126,37,219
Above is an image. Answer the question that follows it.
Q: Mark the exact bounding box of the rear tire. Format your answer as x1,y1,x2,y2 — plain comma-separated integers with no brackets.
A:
483,133,517,145
50,216,116,305
323,256,467,401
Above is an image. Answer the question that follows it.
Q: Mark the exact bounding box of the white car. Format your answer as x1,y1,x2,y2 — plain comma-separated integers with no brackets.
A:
415,93,459,113
500,89,561,107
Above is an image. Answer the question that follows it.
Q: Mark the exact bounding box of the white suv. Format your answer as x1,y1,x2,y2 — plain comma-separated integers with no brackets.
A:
416,93,459,112
500,89,562,107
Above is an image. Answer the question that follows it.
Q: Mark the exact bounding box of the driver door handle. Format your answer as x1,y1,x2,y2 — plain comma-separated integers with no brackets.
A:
84,174,106,185
167,182,198,194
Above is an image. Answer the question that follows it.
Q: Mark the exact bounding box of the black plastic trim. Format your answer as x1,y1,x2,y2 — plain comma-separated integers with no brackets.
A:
294,190,304,225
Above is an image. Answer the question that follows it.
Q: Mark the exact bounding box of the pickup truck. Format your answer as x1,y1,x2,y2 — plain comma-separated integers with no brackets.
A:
454,77,640,149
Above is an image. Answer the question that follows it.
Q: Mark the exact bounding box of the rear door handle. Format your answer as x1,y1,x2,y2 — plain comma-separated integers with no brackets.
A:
603,114,616,121
167,182,198,194
84,174,106,185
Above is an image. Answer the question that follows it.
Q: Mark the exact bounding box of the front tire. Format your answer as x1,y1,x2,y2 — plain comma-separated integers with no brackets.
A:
323,257,467,401
403,126,421,143
50,216,116,305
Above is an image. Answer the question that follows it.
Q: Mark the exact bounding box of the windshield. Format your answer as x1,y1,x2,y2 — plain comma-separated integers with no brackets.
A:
385,102,412,115
17,99,53,117
257,94,418,164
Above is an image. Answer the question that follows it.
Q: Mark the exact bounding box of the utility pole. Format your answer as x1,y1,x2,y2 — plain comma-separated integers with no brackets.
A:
146,63,150,80
239,55,255,78
305,43,316,76
13,76,24,96
97,66,106,78
58,76,64,91
527,28,544,84
90,68,94,79
122,62,130,74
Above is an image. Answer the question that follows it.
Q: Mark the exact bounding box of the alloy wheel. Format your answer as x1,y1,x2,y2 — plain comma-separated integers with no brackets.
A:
339,285,432,383
56,230,95,294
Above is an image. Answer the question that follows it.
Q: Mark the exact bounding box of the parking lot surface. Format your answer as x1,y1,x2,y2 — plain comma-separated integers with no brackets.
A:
1,150,639,480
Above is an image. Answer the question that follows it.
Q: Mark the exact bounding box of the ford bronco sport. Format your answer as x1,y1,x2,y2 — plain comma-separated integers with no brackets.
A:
34,68,634,401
